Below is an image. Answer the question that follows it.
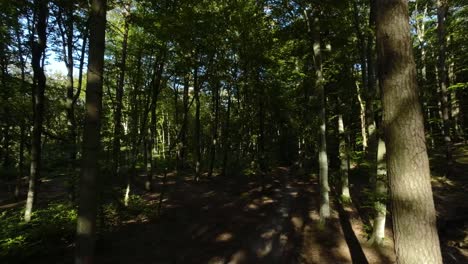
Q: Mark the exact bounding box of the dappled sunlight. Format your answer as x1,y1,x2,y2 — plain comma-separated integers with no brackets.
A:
215,232,234,242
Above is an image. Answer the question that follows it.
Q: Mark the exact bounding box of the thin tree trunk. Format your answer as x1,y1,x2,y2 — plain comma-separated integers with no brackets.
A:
112,7,130,179
352,0,368,151
177,76,189,171
24,0,48,222
221,86,232,177
338,114,350,199
147,56,165,191
75,0,106,262
375,0,442,262
309,8,330,223
208,82,220,178
437,0,453,178
368,136,387,246
194,64,201,181
14,26,27,200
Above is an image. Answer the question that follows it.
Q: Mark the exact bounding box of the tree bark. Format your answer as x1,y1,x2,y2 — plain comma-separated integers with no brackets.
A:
368,136,387,246
338,114,350,199
112,7,130,179
208,82,220,178
75,0,106,262
24,0,48,222
436,0,453,178
310,8,330,223
375,0,442,262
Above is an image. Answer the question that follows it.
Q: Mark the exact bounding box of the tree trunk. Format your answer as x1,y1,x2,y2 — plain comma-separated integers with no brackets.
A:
112,8,130,179
352,0,368,152
221,86,232,177
375,1,442,262
24,0,48,222
75,0,106,262
338,114,350,199
208,82,220,178
436,0,453,178
194,64,201,181
368,136,387,246
310,9,330,223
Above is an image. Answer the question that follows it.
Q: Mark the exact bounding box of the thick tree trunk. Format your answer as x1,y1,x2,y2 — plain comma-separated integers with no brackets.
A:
75,0,106,262
24,0,48,222
436,0,453,178
375,1,442,263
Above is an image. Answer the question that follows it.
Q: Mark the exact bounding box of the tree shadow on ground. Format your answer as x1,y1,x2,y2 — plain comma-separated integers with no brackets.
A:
94,168,357,263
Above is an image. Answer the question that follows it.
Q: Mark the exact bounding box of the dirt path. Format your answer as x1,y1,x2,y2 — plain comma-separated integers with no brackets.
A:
95,167,360,263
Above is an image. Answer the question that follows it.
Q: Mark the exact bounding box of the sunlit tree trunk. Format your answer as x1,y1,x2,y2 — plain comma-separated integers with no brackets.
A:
437,0,453,177
376,0,442,262
338,114,350,200
352,0,368,152
75,0,106,262
368,136,387,246
24,0,48,222
308,8,330,223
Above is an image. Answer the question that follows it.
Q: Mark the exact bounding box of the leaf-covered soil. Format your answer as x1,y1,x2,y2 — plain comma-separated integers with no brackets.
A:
1,143,467,263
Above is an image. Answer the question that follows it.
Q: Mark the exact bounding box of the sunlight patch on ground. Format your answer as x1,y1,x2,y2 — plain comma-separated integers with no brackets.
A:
245,203,259,210
228,250,247,264
291,216,304,230
215,232,234,242
256,240,273,258
309,210,320,221
202,191,216,198
261,196,275,205
261,229,277,239
208,256,225,264
280,233,288,246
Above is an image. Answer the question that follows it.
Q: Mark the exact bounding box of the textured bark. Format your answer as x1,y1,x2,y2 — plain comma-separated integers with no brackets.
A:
376,1,442,263
75,0,106,262
436,0,453,177
24,0,48,222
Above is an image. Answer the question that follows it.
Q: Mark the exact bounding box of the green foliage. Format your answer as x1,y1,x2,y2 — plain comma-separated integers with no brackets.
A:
0,203,77,261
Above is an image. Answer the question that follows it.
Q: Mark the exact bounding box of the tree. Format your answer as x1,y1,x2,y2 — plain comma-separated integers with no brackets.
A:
376,0,442,262
24,0,48,222
436,0,453,177
75,0,107,262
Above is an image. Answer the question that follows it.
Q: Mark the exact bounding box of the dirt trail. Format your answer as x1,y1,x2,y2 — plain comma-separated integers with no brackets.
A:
95,167,361,263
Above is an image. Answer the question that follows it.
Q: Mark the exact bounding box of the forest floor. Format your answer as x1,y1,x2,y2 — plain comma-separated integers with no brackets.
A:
1,143,467,263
